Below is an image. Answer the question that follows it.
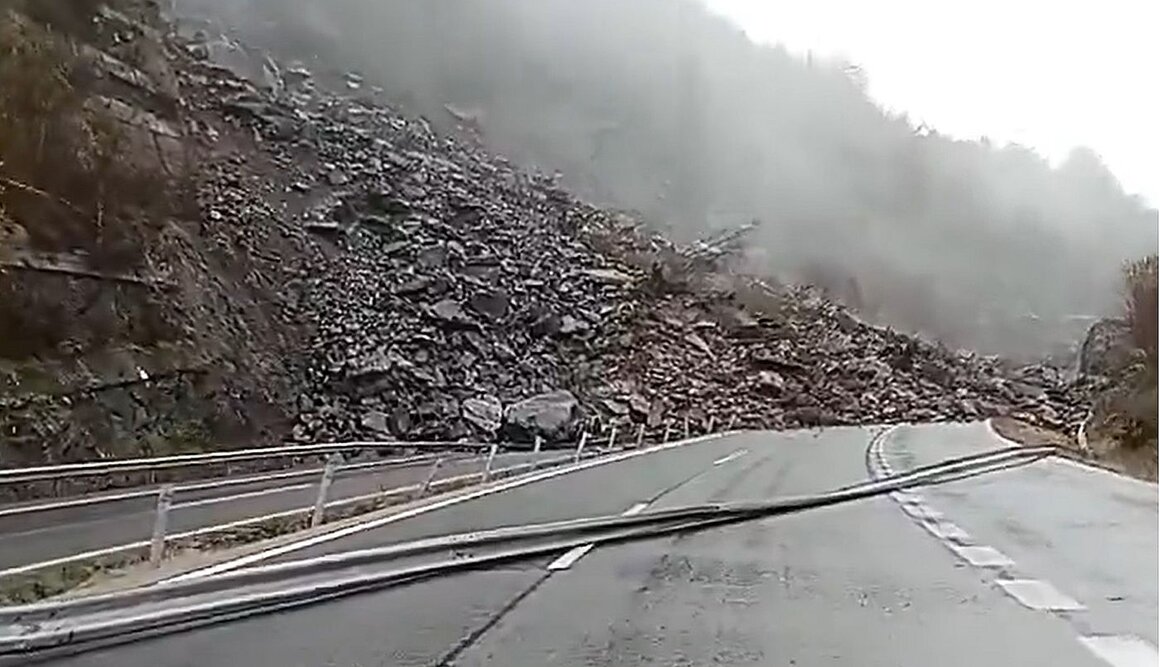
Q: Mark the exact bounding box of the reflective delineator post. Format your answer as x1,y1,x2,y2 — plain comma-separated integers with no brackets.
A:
414,457,443,500
311,454,340,528
482,443,500,482
635,424,645,448
149,485,175,568
727,414,738,431
663,422,673,442
608,423,618,449
533,435,543,453
707,415,716,434
683,415,691,439
574,431,589,463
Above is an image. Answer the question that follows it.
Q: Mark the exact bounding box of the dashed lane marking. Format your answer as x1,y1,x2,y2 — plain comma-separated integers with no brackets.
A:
996,579,1086,611
712,449,749,466
920,519,971,542
546,502,649,571
946,544,1015,568
1078,635,1160,667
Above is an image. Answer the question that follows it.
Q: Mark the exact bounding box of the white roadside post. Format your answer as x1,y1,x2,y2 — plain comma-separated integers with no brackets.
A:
607,423,618,450
533,435,543,454
149,485,175,568
663,421,673,442
635,424,646,448
683,415,691,439
707,415,716,433
482,443,500,483
310,454,340,528
727,414,738,431
414,457,443,500
574,431,589,463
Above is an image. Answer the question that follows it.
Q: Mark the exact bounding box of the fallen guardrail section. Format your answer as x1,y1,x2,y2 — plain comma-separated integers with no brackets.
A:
0,444,1058,663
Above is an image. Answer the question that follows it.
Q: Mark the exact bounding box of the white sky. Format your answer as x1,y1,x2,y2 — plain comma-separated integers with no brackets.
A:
703,0,1159,206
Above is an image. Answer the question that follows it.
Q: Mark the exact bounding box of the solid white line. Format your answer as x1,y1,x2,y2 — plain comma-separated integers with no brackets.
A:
547,501,649,571
1078,635,1159,667
172,484,313,509
983,418,1158,489
166,435,724,582
712,449,748,466
996,579,1085,611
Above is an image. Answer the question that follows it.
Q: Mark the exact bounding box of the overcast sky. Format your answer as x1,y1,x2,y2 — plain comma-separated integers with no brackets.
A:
703,0,1159,206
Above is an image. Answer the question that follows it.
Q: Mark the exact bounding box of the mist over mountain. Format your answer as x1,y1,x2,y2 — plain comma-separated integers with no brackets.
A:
175,0,1158,360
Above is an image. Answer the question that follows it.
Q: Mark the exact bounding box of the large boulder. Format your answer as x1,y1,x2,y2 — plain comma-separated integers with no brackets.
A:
503,390,581,443
1078,318,1134,378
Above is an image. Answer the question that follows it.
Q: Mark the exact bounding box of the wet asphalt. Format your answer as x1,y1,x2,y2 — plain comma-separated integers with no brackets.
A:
19,424,1159,666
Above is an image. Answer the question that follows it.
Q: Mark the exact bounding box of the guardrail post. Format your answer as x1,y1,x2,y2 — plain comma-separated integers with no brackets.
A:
533,435,543,453
574,431,589,463
706,415,716,434
683,415,691,439
663,421,673,442
414,457,443,500
635,424,645,448
607,423,618,449
482,443,499,482
310,454,340,528
149,485,175,567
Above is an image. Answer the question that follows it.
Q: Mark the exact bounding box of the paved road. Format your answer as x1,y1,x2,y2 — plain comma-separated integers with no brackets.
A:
22,424,1160,666
0,451,561,573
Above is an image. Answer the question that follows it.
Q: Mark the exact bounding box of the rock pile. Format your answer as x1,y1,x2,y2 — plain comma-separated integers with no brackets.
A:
175,32,1095,446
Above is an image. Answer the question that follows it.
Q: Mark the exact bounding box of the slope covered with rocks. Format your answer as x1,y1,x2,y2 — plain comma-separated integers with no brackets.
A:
0,4,1100,467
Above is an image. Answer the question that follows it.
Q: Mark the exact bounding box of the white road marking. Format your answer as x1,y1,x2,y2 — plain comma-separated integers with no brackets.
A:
712,449,749,466
172,484,313,509
921,519,971,542
547,502,649,571
889,490,922,505
901,503,944,521
947,544,1014,568
166,434,726,582
997,579,1086,611
1078,635,1160,667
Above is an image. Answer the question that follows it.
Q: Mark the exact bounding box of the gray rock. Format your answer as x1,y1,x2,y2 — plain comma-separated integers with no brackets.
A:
469,289,510,321
462,395,503,434
504,390,581,442
361,410,390,434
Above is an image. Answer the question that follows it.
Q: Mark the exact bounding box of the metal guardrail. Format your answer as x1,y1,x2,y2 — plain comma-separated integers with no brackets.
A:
0,440,490,485
0,417,734,579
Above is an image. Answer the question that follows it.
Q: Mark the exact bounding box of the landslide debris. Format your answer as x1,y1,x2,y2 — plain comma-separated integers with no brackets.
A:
1,7,1100,470
179,29,1095,446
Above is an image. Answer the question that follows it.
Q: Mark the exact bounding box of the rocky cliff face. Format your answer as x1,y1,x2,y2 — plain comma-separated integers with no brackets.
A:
0,3,1099,469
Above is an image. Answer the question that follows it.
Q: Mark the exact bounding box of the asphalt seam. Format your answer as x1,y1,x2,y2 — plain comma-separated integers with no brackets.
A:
869,424,1158,667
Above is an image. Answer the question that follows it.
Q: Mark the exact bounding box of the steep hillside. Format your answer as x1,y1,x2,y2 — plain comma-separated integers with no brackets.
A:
0,2,1102,470
177,0,1158,360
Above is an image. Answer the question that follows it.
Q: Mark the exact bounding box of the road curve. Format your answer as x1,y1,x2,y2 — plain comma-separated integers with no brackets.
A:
16,424,1159,667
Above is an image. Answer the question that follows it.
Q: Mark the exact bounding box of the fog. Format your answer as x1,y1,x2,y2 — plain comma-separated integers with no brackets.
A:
176,0,1158,360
